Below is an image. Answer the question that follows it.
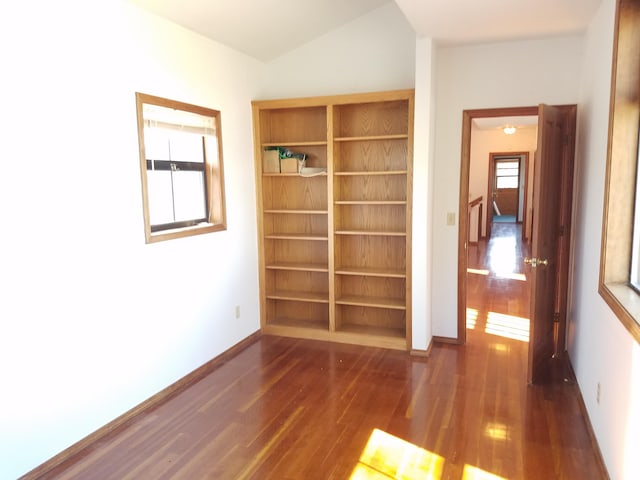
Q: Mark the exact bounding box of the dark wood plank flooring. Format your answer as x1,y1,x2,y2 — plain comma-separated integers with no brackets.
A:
32,223,606,479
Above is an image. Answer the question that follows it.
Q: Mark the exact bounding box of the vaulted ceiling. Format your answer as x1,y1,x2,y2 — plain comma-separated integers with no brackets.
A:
127,0,602,62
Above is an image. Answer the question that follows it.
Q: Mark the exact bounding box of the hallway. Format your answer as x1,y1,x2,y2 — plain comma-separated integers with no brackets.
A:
467,222,531,344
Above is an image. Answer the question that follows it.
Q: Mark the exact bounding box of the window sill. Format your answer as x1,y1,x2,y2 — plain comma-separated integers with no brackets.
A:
146,222,226,244
600,282,640,342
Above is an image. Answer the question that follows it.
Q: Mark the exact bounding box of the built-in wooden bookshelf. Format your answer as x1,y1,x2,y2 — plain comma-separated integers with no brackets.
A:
252,90,414,350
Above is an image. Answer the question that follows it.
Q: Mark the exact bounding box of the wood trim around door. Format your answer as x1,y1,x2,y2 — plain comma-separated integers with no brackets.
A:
458,105,577,347
458,107,538,344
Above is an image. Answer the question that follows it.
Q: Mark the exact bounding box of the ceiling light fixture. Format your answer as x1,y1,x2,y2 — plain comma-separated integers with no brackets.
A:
503,126,516,135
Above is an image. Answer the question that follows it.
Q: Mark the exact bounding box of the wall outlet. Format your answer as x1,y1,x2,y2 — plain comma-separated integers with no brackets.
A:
235,305,240,319
597,382,601,404
446,212,456,226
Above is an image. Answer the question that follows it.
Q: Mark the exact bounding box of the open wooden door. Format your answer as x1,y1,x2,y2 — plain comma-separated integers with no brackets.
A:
527,104,565,384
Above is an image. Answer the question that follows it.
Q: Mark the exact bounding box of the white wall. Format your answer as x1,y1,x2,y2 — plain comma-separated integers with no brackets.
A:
469,127,537,238
411,38,437,351
0,2,263,478
571,0,640,477
259,2,416,98
431,35,584,338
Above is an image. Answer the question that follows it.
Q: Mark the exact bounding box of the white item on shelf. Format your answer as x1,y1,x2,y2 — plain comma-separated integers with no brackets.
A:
299,167,327,177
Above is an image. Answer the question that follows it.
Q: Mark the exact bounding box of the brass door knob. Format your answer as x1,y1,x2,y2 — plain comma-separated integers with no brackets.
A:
524,257,548,268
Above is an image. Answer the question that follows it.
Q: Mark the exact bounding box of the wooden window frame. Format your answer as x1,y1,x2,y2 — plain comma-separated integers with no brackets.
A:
599,0,640,342
135,92,227,243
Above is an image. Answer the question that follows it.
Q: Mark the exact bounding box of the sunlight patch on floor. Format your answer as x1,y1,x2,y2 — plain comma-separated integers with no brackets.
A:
489,343,509,354
351,429,444,479
463,464,508,479
351,429,507,480
467,268,490,276
467,268,525,281
485,312,530,342
466,308,479,329
484,422,510,441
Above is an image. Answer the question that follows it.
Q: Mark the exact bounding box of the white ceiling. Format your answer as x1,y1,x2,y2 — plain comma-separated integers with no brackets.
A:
396,0,602,47
127,0,602,62
127,0,390,62
473,116,539,131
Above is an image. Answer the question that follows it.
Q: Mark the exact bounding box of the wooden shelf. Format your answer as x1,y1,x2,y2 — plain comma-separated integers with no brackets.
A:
267,316,329,331
265,233,328,241
334,170,407,176
266,262,329,273
334,134,408,142
263,172,328,177
334,201,406,205
335,230,406,237
336,324,406,339
335,266,406,278
266,290,329,303
262,141,327,147
336,295,406,310
264,209,328,214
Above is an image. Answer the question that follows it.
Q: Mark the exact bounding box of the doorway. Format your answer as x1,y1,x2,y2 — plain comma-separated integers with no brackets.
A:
486,152,530,241
458,105,577,384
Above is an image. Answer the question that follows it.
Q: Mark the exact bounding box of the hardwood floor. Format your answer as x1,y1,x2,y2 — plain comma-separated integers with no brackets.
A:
28,223,607,479
467,222,531,333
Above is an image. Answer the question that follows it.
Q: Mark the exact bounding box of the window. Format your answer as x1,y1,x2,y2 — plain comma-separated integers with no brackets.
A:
630,135,640,291
599,0,640,342
135,93,226,243
495,160,520,189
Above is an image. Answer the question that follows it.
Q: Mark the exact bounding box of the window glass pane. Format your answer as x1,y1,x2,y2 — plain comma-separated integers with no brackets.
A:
630,137,640,289
169,131,205,163
496,168,519,177
147,170,174,225
144,128,171,160
496,177,518,189
496,161,519,171
172,170,206,222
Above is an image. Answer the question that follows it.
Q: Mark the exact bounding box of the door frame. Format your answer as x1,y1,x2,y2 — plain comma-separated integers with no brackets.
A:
486,151,529,239
457,105,577,354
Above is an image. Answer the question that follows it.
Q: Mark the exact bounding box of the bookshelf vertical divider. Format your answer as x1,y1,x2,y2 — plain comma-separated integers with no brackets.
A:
326,105,336,335
252,90,414,350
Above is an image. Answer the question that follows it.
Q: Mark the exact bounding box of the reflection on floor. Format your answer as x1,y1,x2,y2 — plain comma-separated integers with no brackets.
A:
467,222,530,343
